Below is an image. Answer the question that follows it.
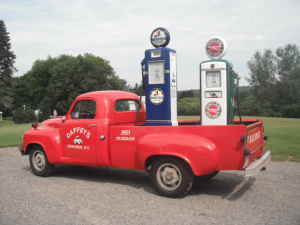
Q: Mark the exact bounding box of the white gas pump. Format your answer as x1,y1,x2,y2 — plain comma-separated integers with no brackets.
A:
200,37,238,125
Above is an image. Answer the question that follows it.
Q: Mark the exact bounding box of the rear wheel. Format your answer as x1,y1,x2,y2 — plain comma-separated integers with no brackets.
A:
150,157,193,198
29,147,54,177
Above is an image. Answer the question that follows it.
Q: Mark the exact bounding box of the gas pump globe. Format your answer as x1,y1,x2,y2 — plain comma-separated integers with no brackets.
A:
141,28,178,126
200,37,238,125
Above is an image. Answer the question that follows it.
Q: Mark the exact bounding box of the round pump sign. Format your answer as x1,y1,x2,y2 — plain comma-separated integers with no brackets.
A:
205,101,222,119
150,27,170,48
206,37,227,59
150,88,164,105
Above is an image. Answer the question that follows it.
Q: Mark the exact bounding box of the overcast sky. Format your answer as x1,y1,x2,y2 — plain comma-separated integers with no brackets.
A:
1,0,300,90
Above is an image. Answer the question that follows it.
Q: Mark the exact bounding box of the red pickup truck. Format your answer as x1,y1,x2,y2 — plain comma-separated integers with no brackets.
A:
20,90,271,197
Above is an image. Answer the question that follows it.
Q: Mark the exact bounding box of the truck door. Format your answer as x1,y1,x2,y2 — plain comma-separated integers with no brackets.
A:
61,99,97,165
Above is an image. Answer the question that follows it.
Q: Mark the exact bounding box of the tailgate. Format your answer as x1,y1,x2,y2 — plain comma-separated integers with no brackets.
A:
245,120,265,163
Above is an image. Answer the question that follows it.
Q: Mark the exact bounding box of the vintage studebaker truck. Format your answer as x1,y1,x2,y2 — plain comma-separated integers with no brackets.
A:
20,90,271,197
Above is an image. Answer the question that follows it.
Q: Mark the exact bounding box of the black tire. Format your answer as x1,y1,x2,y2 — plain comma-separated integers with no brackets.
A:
150,157,194,198
194,171,219,183
29,147,54,177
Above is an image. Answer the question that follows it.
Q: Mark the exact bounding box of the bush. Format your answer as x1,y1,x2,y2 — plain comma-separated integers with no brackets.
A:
37,108,52,122
12,107,36,124
280,104,300,118
178,97,200,115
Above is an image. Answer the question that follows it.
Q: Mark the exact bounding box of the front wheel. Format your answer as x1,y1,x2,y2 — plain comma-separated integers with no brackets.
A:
150,157,194,198
29,147,54,177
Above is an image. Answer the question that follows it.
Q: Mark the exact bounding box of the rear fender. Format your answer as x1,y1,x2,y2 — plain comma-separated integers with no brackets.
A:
136,133,219,176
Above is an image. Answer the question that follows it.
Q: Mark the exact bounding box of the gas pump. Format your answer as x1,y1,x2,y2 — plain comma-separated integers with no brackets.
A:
200,37,238,125
141,27,178,126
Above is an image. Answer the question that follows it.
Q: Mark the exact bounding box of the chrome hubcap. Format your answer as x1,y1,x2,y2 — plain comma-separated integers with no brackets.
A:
32,150,46,171
156,163,182,191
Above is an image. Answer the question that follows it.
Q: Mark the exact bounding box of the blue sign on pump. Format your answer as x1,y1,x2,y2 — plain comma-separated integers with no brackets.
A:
141,28,178,126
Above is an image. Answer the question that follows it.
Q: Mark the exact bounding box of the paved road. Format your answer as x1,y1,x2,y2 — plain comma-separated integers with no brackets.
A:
0,147,300,225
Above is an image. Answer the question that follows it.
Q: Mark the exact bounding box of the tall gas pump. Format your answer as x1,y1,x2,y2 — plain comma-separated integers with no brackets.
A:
200,37,238,125
141,27,178,126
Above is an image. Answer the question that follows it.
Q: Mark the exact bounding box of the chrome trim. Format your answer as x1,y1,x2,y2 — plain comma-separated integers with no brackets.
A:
244,151,271,177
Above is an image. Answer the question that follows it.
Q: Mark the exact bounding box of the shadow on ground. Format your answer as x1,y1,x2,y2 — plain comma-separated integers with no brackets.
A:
24,164,256,199
191,173,256,200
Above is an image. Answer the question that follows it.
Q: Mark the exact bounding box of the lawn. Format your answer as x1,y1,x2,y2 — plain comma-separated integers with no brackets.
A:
0,120,31,147
0,116,299,162
179,116,300,162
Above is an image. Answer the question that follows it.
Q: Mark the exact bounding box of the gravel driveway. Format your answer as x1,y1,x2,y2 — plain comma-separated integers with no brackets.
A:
0,147,299,225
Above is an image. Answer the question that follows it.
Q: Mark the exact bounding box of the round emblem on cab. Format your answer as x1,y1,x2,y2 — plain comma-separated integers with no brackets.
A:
150,27,170,48
206,37,227,59
150,88,164,105
205,101,222,119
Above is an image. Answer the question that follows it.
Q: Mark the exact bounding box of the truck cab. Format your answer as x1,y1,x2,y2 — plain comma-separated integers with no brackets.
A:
20,90,271,198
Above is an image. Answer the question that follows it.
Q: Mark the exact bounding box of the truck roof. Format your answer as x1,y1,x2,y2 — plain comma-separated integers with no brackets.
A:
77,90,139,101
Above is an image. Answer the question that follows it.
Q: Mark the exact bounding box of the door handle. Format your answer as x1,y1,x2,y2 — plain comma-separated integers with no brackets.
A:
88,124,96,128
99,135,105,140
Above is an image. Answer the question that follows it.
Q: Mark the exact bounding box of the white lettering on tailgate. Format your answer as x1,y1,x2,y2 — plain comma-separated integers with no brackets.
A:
247,131,261,144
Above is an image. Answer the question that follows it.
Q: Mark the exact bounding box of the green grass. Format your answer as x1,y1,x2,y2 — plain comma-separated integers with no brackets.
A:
1,116,299,162
179,116,300,162
0,120,31,147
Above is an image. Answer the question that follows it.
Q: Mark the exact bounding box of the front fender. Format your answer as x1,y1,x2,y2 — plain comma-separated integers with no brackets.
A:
136,133,219,176
23,127,61,163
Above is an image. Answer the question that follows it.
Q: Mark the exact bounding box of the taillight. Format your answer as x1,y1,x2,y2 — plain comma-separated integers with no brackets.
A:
240,136,247,144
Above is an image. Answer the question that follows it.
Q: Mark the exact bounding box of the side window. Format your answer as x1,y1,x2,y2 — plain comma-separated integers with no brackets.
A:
71,100,96,119
115,100,140,112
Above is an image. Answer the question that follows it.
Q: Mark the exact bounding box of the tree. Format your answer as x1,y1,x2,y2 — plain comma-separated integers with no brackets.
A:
130,82,144,96
178,89,199,99
14,54,128,119
0,20,16,115
247,49,278,116
246,44,300,117
275,44,300,117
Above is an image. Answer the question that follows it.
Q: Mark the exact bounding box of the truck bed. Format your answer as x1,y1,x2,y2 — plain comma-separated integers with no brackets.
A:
110,119,265,174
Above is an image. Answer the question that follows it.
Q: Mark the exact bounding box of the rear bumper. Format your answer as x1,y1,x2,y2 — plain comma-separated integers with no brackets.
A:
244,150,271,177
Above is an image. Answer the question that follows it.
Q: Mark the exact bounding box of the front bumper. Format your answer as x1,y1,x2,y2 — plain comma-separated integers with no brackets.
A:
244,151,271,177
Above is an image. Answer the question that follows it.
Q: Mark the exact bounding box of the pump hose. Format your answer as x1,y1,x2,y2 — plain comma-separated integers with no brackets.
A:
236,77,242,123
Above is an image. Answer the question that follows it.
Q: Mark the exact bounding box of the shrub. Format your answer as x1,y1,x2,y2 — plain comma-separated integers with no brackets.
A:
178,97,200,115
12,107,36,124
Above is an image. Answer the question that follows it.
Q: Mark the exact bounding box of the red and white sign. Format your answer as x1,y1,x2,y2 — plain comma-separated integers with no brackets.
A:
205,101,222,119
206,37,227,59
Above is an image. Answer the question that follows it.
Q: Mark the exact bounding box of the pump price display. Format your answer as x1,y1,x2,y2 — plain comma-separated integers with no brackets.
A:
206,71,221,88
148,61,164,84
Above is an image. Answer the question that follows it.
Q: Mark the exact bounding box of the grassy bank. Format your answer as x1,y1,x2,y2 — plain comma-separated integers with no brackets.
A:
0,120,31,147
179,116,300,162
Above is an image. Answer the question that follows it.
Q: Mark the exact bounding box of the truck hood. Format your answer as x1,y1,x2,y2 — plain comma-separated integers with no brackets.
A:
41,116,65,128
